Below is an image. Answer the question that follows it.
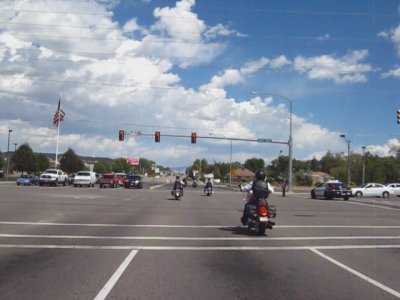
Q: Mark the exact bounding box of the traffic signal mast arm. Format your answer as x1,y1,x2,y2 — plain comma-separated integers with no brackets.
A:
135,132,288,145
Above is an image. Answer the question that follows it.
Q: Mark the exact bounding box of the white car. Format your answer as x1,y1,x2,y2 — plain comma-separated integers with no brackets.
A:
386,183,400,197
73,171,97,187
351,183,393,198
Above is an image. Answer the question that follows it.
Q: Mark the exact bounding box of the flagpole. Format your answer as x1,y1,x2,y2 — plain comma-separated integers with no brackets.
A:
55,92,62,168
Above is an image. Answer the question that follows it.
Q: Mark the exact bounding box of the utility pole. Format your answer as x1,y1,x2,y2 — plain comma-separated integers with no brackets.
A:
340,134,351,186
6,129,12,180
362,146,366,185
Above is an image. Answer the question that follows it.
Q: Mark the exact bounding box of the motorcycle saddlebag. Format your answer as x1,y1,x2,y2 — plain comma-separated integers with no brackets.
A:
268,205,277,218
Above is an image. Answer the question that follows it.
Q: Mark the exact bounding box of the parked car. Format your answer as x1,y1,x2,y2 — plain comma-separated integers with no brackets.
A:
310,180,351,200
95,173,101,184
16,174,39,186
68,173,75,185
99,173,119,188
124,174,143,189
73,171,97,187
115,172,127,186
351,183,393,198
39,169,68,186
386,183,400,197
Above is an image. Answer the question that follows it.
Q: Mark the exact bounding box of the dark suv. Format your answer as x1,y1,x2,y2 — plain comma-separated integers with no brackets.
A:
124,175,143,189
311,181,351,201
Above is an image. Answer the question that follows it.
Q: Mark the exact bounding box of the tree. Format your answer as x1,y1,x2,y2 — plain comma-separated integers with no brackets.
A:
36,153,50,173
94,161,112,174
113,158,131,173
11,143,38,174
244,157,265,173
59,148,85,173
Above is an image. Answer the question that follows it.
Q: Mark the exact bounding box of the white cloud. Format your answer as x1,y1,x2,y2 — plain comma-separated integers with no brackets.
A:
379,24,400,56
293,50,372,83
382,66,400,78
316,34,330,41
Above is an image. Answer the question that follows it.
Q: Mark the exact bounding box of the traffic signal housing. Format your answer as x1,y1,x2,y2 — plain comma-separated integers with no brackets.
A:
118,130,124,141
155,131,160,142
191,132,197,144
397,109,400,124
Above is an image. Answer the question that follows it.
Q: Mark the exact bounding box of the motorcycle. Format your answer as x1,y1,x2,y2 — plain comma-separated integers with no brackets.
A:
243,199,276,235
204,187,212,196
241,190,276,235
171,188,183,200
192,181,197,188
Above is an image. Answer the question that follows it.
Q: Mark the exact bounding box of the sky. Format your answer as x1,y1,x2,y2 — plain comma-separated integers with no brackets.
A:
1,0,400,168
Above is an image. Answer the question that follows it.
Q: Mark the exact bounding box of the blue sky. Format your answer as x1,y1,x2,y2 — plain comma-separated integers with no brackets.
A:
0,0,400,167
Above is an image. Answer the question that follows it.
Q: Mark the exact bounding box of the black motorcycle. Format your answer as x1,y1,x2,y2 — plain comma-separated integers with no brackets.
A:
243,199,276,235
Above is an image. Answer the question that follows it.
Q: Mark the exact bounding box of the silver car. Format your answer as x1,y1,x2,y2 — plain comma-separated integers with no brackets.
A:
351,183,393,198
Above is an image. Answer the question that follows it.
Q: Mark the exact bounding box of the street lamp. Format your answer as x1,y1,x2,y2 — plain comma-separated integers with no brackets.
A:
6,129,12,180
362,146,366,185
251,92,293,193
14,143,17,152
209,133,233,186
340,134,351,186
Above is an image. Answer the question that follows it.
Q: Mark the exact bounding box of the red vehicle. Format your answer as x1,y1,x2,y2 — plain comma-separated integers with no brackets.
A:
115,172,127,186
99,173,119,188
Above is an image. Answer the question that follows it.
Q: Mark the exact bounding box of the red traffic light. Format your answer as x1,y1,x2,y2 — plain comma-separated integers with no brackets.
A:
119,130,124,141
155,131,161,142
191,132,197,143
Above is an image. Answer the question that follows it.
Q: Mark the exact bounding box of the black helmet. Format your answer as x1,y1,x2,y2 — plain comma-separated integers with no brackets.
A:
255,170,266,180
176,176,179,180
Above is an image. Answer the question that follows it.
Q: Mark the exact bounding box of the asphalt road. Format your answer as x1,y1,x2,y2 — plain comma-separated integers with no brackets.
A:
0,181,399,300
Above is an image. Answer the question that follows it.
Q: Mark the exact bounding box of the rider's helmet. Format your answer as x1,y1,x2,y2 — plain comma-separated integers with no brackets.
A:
176,175,179,180
255,169,266,181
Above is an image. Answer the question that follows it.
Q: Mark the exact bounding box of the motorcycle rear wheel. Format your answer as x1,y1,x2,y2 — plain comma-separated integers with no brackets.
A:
257,223,266,236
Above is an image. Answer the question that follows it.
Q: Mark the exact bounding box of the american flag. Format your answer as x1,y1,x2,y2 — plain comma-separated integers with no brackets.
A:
53,98,65,127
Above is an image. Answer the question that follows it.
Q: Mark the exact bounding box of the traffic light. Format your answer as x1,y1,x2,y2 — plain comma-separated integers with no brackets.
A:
397,109,400,124
191,132,197,144
118,130,124,141
155,131,160,142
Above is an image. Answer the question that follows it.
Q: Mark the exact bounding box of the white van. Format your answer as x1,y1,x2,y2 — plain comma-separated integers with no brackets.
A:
73,171,97,187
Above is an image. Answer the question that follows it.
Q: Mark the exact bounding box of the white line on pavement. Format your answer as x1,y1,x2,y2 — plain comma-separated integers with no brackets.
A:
0,244,399,251
310,248,400,299
346,201,400,210
1,233,400,241
94,249,138,300
0,221,400,229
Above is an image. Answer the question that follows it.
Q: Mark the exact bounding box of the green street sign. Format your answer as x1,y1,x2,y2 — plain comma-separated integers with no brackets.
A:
257,138,272,143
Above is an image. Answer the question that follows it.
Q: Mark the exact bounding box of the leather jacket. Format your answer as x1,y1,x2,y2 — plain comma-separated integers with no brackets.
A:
251,180,270,204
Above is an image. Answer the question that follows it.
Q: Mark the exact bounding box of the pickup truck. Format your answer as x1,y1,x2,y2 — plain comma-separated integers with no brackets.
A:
311,180,351,201
99,173,119,188
39,169,68,186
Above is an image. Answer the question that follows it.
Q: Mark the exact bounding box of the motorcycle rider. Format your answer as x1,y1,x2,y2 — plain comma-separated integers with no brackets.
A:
204,178,213,194
240,170,273,225
172,175,184,196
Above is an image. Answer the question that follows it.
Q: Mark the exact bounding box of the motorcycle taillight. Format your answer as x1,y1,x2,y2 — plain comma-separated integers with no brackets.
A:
258,206,268,216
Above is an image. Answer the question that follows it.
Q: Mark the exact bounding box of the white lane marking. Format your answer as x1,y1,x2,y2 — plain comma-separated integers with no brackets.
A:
0,244,399,251
94,249,138,300
310,248,400,299
0,221,400,229
1,234,400,241
346,201,400,211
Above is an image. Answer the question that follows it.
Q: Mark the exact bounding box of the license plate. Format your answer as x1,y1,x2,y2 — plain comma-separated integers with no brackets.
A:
259,217,268,222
